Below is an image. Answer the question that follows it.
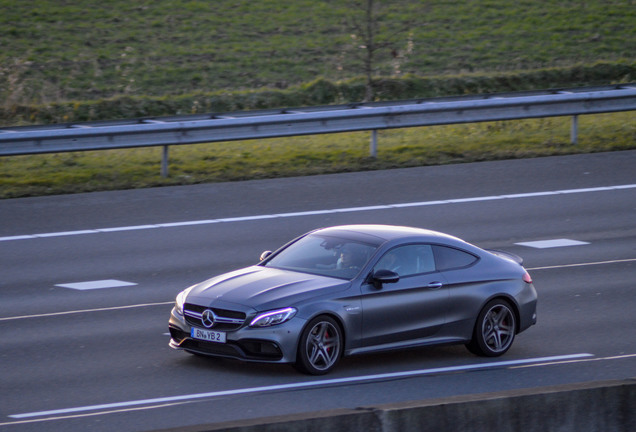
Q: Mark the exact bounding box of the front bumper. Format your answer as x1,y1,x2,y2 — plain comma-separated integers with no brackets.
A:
169,307,305,363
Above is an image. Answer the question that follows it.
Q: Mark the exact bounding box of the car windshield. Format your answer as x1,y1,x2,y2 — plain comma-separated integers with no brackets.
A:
264,234,379,280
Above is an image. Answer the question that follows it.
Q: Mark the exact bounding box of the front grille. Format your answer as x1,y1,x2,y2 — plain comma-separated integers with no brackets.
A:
183,303,246,331
239,339,283,359
179,338,283,361
169,325,189,343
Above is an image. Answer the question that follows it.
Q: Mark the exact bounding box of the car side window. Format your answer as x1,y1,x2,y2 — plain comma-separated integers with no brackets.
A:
374,244,435,277
432,245,478,271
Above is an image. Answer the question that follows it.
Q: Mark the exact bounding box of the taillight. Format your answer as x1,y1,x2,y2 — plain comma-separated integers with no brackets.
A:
523,271,533,284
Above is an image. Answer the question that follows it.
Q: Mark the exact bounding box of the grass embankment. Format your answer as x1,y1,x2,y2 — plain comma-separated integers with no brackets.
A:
2,112,633,198
1,0,634,197
2,0,634,106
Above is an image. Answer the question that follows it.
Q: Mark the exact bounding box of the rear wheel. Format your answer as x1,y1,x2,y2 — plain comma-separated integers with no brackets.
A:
295,315,342,375
466,299,516,357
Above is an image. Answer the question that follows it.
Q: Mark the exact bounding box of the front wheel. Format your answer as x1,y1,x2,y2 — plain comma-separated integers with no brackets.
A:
466,299,516,357
295,315,342,375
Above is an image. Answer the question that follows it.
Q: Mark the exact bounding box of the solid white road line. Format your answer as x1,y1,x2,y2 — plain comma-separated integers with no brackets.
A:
1,183,635,242
527,258,636,271
9,353,593,419
0,302,173,322
1,258,635,322
510,353,636,369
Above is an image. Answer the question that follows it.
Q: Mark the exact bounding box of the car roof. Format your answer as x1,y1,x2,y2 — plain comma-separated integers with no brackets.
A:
313,224,464,244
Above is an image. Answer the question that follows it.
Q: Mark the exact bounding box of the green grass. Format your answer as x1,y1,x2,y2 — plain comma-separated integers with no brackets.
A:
2,112,634,198
1,0,634,197
2,0,634,105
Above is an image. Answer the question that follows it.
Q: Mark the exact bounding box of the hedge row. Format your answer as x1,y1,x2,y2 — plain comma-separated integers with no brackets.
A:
2,61,634,127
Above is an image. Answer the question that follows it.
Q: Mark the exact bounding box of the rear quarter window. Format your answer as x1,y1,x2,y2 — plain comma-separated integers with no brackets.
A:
433,245,478,271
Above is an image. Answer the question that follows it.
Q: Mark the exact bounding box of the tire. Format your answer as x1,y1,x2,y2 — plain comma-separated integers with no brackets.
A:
295,315,343,375
466,299,516,357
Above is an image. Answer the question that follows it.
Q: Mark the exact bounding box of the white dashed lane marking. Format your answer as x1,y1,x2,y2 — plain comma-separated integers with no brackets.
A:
55,280,138,290
516,239,590,249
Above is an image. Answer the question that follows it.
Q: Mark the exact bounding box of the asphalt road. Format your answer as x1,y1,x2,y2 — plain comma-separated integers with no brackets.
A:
1,150,635,431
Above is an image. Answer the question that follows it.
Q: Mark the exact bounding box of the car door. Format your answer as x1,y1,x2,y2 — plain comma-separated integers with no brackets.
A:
360,244,449,348
431,244,481,339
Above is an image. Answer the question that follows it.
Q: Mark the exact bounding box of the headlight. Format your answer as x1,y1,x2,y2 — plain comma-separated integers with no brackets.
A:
250,307,297,327
174,286,194,316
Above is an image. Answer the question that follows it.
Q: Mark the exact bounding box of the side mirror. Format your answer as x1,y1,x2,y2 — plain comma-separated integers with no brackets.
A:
371,269,399,289
260,250,273,261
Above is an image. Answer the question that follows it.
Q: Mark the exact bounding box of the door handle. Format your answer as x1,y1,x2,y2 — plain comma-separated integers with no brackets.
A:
427,281,443,289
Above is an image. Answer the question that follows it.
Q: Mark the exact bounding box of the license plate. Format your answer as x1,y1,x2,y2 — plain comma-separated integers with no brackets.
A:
191,327,226,343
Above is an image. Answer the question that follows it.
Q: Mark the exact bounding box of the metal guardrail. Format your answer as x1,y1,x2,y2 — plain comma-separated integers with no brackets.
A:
1,84,635,176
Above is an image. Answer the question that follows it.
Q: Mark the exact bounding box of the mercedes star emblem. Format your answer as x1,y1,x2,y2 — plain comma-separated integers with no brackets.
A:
201,309,216,328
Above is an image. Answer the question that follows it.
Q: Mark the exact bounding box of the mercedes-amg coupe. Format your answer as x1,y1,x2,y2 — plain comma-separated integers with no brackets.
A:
169,224,537,374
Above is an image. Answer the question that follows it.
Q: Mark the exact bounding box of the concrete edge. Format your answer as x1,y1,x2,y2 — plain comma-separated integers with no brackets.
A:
153,378,636,432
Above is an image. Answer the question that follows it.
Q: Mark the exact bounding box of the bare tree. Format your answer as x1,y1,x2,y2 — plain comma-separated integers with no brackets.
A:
344,0,420,101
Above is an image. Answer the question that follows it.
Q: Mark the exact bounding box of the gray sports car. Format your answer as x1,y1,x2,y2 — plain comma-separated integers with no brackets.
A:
169,225,537,374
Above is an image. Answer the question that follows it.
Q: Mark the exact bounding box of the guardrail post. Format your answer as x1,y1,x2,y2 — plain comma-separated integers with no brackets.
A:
370,130,378,158
571,115,579,145
161,145,169,177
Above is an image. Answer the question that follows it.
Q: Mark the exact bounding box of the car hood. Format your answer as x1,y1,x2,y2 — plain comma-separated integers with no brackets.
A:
187,265,349,311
